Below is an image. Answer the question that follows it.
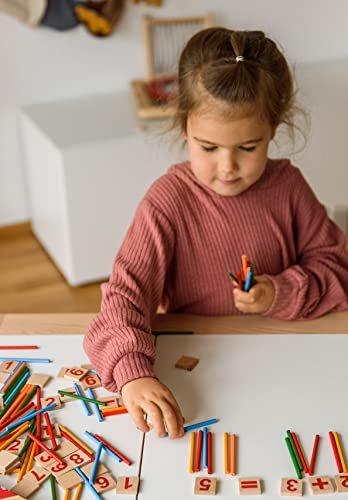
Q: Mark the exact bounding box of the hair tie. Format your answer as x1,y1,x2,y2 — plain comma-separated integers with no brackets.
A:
235,55,245,62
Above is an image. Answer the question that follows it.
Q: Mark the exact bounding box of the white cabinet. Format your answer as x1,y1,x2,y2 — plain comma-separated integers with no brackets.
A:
20,91,185,286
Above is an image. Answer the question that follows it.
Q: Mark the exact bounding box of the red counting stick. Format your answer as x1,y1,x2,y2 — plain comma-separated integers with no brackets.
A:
291,432,309,473
194,430,203,472
308,434,320,476
207,431,213,474
329,431,343,473
94,433,132,466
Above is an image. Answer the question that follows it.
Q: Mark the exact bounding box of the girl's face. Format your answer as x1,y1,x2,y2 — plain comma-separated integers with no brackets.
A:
185,109,275,197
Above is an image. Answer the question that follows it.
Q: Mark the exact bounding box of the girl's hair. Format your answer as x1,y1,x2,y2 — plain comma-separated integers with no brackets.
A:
171,27,308,150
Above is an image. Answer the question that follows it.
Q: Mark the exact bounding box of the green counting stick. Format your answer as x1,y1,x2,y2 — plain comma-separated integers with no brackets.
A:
285,437,302,479
58,390,107,406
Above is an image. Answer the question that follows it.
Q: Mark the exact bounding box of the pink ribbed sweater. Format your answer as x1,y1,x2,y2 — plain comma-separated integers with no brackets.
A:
84,158,348,393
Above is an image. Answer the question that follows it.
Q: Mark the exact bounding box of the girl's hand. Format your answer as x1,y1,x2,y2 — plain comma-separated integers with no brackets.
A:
121,377,184,439
233,275,275,314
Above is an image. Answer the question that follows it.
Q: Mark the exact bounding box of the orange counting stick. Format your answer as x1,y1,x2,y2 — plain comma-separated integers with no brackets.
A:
0,422,29,451
188,432,195,473
194,430,203,472
230,434,237,475
59,425,94,460
18,441,33,481
0,384,32,426
308,434,320,476
207,431,213,474
44,412,57,450
102,408,128,417
223,432,229,474
27,432,66,466
25,439,36,473
291,431,309,473
241,255,249,280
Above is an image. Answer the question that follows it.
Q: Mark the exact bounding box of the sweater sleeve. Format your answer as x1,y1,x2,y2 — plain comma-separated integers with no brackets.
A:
83,198,175,393
262,171,348,320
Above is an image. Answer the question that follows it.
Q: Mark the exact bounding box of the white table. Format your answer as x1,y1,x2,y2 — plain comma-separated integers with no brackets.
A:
139,333,348,499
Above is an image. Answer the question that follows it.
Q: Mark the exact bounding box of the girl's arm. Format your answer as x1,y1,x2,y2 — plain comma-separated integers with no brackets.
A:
262,174,348,320
83,198,175,393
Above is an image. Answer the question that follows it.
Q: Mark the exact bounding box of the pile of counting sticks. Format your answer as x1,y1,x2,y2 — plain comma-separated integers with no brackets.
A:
0,355,137,499
228,254,255,292
187,419,219,474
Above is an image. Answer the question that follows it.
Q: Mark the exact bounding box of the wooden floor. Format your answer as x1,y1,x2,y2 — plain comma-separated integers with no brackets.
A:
0,223,103,313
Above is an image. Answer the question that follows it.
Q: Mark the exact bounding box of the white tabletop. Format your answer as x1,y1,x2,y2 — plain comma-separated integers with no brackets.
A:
0,335,142,500
139,333,348,499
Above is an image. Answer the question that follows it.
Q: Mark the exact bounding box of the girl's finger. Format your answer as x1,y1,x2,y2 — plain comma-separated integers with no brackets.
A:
142,401,166,437
234,289,255,304
157,398,182,438
163,395,184,435
128,404,150,433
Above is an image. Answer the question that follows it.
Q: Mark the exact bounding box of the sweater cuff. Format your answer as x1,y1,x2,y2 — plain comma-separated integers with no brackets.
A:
113,352,156,393
260,273,294,320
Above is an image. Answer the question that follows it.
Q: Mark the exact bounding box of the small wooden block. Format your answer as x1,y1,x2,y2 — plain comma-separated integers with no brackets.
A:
0,372,9,384
94,472,117,493
27,373,50,387
12,476,40,498
80,373,102,390
56,438,79,458
40,395,62,409
56,469,83,489
239,477,262,495
25,465,51,485
98,396,119,408
81,461,108,478
334,474,348,492
175,355,200,371
116,476,140,494
34,450,57,469
0,361,20,374
0,451,20,473
309,477,334,495
57,367,68,378
57,387,76,403
64,449,91,469
280,478,303,496
5,438,25,456
194,477,217,495
81,364,93,370
63,367,89,381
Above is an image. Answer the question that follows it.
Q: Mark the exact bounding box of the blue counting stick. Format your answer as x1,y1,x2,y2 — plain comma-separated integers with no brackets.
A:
244,270,253,292
0,357,51,363
73,383,92,417
90,442,103,485
86,388,104,423
201,427,208,469
183,418,219,434
76,467,101,499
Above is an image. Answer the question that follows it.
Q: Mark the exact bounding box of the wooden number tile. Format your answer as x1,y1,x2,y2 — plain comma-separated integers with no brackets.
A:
46,459,72,478
63,367,89,381
56,469,83,489
34,450,57,469
65,449,91,469
309,477,334,495
239,477,262,495
27,373,50,387
0,450,19,473
81,364,93,370
175,355,200,371
194,477,217,495
81,461,108,478
57,387,76,403
5,438,25,456
26,465,51,485
0,486,26,499
40,395,62,409
334,474,348,492
80,373,101,390
41,422,61,440
12,476,40,498
0,361,21,374
56,438,79,458
116,476,140,494
98,396,119,408
94,472,117,493
0,372,8,384
280,478,303,496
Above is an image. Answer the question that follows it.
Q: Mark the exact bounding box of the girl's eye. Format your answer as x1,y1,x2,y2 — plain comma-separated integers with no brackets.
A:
201,145,217,152
240,146,256,152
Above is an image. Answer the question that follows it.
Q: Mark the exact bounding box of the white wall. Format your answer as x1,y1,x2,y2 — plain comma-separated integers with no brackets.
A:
1,0,348,225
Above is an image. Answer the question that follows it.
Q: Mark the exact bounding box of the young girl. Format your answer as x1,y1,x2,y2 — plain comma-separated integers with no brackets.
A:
84,28,348,440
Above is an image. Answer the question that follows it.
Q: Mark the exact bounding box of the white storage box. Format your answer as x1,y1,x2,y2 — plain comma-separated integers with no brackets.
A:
20,91,184,285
